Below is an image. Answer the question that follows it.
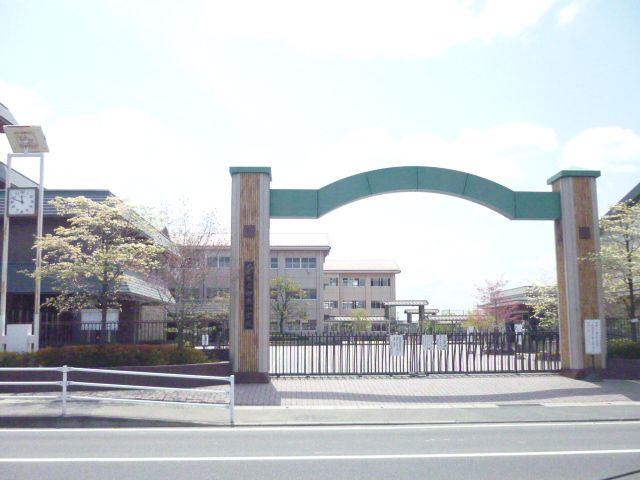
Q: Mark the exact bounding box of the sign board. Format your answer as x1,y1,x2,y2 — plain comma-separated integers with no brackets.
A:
422,334,434,350
201,334,210,346
80,309,119,331
435,334,448,350
584,319,602,355
466,326,474,341
243,261,255,330
389,335,404,356
514,323,524,345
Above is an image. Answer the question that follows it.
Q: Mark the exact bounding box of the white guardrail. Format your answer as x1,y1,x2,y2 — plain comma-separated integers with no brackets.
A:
0,366,235,425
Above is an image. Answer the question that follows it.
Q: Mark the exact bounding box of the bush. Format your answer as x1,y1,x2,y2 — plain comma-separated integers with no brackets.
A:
0,344,213,368
608,339,640,359
0,352,36,367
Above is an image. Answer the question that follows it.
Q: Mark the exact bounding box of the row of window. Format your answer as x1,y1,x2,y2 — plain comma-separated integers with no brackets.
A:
324,277,392,287
168,287,230,300
323,300,386,309
270,257,318,269
206,256,230,268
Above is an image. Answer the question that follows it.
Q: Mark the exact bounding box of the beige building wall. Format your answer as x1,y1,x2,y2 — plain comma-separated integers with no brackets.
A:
198,234,331,332
323,260,400,331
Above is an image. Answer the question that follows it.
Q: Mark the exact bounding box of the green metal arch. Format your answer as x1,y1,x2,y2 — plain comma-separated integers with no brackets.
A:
270,166,561,220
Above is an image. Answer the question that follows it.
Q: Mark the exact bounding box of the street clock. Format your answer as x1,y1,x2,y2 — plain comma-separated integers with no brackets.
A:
7,187,38,216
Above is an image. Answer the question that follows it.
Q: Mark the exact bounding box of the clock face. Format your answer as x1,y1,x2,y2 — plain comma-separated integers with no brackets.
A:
7,188,37,216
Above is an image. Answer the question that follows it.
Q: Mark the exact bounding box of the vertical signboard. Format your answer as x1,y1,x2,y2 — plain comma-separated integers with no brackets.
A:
422,334,434,350
243,261,255,330
514,323,524,346
584,319,602,355
435,334,448,350
389,334,404,357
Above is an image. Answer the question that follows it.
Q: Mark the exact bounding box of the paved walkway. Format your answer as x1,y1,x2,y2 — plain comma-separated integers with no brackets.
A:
235,374,640,407
2,374,640,426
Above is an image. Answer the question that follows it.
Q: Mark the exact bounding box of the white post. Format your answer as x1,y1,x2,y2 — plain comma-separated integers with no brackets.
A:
0,154,12,347
33,153,44,351
61,365,68,416
229,374,235,426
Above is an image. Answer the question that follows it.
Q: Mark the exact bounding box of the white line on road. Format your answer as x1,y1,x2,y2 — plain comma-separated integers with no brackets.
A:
2,449,640,463
2,419,639,433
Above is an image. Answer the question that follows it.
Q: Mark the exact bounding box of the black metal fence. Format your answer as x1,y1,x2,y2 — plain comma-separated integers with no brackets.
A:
38,320,228,349
270,331,560,376
607,318,637,341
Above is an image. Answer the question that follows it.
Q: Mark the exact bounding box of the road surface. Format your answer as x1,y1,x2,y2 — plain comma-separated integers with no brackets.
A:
1,420,639,479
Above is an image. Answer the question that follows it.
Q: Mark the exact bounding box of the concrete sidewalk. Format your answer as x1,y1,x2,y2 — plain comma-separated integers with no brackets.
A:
1,374,639,427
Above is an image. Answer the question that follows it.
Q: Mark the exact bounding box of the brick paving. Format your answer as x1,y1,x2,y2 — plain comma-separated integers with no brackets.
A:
6,374,640,408
235,375,640,407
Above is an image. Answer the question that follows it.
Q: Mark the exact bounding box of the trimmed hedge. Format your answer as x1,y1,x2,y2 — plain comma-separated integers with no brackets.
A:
0,344,213,368
608,339,640,359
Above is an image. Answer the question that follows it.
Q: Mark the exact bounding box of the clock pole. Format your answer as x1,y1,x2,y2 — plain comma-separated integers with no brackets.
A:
0,154,12,343
1,126,49,352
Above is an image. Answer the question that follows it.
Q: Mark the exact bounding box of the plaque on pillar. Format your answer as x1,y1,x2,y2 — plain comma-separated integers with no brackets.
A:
243,261,255,330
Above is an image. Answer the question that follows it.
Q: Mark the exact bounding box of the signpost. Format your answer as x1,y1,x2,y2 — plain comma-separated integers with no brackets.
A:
584,319,602,380
389,334,404,357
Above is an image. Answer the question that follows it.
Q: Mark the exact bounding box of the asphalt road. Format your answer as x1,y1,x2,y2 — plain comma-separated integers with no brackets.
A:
1,421,640,479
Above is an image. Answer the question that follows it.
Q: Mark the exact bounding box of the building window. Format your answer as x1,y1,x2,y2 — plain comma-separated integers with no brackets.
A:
324,277,338,287
206,287,229,299
343,277,365,287
285,257,316,269
285,257,300,269
301,257,317,269
302,288,317,300
270,257,278,269
341,300,366,310
207,256,230,268
370,301,385,309
371,278,391,287
323,300,338,309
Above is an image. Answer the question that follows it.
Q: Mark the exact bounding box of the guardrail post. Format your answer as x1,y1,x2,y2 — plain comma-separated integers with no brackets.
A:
61,365,68,416
229,375,235,426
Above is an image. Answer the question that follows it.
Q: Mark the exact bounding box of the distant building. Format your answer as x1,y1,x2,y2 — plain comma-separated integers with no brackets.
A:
322,260,401,332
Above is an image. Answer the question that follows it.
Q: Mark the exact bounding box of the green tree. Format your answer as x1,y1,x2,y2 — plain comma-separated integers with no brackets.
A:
526,282,558,330
590,200,640,340
33,196,165,344
270,277,306,333
352,308,371,332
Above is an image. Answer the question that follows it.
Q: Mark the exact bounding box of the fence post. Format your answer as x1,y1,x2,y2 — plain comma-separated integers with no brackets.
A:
61,365,68,417
229,374,235,426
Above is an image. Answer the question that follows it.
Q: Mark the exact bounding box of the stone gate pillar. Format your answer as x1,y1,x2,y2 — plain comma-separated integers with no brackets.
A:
548,170,606,374
229,167,271,383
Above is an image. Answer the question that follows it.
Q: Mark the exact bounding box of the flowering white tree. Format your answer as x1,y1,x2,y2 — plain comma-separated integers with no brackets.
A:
33,196,165,344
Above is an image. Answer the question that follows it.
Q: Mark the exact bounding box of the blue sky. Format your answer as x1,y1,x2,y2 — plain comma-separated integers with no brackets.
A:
1,0,639,310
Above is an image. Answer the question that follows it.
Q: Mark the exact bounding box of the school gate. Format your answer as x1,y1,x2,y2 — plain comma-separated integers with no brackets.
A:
228,166,604,382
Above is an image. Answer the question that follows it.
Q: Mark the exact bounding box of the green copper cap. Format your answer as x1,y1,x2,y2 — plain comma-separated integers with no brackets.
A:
547,169,600,185
229,167,272,176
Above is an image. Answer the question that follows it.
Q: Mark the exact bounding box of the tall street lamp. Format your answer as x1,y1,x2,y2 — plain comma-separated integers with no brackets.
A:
1,125,49,351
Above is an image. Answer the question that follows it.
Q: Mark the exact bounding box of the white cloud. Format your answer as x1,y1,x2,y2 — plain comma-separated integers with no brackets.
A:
556,0,585,26
295,122,558,188
562,126,640,173
193,0,560,59
0,81,53,125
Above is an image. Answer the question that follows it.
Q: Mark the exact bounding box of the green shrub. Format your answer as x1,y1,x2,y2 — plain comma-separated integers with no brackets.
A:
1,345,212,368
608,339,640,359
0,352,36,367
